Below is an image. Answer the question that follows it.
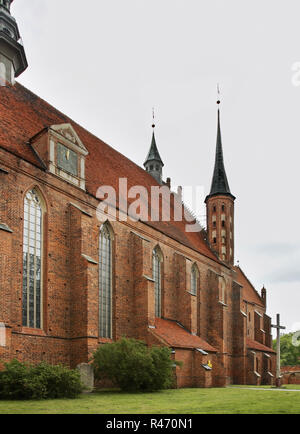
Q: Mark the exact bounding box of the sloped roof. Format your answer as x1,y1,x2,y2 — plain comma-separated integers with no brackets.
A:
247,338,275,354
0,82,219,262
234,266,264,307
281,366,300,373
151,318,217,352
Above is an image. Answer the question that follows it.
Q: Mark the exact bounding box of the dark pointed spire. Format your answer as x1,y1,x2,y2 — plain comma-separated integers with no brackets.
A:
143,112,164,184
144,131,164,167
206,103,235,200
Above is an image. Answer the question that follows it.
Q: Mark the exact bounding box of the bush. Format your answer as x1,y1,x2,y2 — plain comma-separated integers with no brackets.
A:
92,338,180,392
32,362,83,399
0,360,46,400
0,360,82,400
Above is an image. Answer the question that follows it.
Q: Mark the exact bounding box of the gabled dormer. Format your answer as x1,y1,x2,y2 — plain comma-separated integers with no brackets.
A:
30,123,88,190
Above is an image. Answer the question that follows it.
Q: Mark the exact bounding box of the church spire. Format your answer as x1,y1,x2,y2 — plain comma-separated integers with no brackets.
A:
205,95,235,266
0,0,28,85
144,112,164,184
207,105,234,200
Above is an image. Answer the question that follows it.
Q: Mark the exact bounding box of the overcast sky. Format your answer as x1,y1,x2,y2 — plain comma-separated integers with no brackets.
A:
13,0,300,335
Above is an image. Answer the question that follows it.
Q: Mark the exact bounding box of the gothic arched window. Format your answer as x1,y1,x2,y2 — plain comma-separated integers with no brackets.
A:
153,246,163,318
22,188,44,329
99,223,113,338
191,264,199,296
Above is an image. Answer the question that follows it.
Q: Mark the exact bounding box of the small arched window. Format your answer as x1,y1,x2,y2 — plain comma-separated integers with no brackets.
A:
22,188,44,329
153,246,163,318
99,222,113,338
191,264,199,296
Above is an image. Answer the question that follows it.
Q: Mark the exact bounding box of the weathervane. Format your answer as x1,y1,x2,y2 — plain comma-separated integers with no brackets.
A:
217,83,221,106
152,107,155,129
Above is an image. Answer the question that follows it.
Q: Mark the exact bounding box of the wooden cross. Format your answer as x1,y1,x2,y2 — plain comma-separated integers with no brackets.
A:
271,314,286,387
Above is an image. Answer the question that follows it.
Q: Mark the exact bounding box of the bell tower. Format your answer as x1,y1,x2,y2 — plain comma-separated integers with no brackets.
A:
0,0,28,85
205,102,235,266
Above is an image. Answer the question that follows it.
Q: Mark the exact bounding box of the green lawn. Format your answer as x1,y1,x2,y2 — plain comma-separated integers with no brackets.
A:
0,386,300,414
229,384,300,390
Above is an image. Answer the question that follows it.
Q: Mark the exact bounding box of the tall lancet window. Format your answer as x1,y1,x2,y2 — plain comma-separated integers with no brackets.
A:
191,264,199,296
99,223,113,338
153,246,163,318
22,189,44,329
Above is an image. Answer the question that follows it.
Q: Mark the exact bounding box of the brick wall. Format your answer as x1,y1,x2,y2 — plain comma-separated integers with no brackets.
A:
0,147,274,387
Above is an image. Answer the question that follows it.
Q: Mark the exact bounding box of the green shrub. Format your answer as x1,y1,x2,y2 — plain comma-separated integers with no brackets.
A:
32,362,83,399
0,360,47,400
0,360,82,400
92,338,180,392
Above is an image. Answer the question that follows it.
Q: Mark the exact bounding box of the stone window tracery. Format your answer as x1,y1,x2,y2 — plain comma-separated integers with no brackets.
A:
22,189,44,329
99,223,113,338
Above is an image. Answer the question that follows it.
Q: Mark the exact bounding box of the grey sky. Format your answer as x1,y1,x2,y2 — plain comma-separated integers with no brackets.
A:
13,0,300,334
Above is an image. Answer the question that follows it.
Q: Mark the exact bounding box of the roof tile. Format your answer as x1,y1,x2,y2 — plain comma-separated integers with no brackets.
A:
234,266,264,307
0,83,218,262
151,318,217,352
247,338,275,353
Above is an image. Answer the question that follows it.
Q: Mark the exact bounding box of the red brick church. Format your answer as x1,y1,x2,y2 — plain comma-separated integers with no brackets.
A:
0,1,276,387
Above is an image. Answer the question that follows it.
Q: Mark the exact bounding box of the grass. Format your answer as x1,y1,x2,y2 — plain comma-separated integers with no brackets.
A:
229,384,300,390
0,386,300,414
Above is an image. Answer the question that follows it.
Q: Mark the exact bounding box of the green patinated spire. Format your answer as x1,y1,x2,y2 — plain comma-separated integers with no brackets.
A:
144,131,164,167
0,0,12,12
144,116,164,184
0,0,28,84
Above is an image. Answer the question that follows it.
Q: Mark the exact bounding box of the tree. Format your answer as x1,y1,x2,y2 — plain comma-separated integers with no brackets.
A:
92,338,181,392
273,331,300,366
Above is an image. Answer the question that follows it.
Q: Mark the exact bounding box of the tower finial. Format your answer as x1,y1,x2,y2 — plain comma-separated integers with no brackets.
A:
152,107,155,129
217,83,221,106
